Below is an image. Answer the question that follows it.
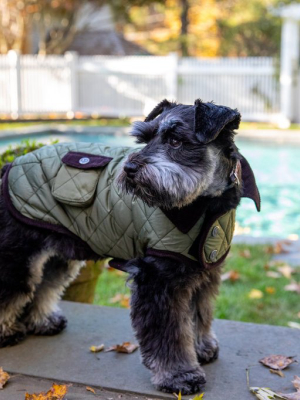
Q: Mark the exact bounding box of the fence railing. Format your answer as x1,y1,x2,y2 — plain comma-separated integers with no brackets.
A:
0,51,282,122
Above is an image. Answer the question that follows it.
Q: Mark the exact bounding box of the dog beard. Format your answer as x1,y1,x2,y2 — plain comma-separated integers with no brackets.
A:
116,161,206,210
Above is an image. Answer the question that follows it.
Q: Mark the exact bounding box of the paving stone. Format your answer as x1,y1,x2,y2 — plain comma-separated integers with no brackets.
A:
1,301,300,399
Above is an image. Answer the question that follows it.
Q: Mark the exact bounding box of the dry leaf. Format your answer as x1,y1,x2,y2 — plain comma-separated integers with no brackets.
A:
297,312,300,318
285,283,300,294
270,369,285,378
278,265,294,279
273,241,292,254
25,383,70,400
266,287,276,295
192,394,204,399
90,344,104,353
106,342,138,354
86,386,96,394
281,393,300,400
260,355,297,370
280,376,300,400
266,271,281,279
293,376,300,390
288,322,300,329
249,289,264,299
110,294,130,308
221,270,240,282
239,249,251,258
250,387,285,399
0,368,10,389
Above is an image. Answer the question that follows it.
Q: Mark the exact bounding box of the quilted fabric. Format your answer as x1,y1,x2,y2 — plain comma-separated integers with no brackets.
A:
203,210,236,263
5,142,235,266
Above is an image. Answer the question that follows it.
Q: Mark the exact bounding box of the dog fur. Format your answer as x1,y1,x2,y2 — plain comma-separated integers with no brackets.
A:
0,99,245,394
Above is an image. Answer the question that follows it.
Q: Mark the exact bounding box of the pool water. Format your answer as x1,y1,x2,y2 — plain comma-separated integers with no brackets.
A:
1,132,299,238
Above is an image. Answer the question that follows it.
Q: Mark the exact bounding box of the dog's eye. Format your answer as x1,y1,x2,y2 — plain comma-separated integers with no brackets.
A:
169,138,182,149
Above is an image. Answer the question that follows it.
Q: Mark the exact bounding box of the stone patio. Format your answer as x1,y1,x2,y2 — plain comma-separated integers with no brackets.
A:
1,301,300,399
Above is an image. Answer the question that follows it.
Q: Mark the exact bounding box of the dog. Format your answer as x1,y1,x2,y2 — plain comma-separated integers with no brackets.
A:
0,99,260,395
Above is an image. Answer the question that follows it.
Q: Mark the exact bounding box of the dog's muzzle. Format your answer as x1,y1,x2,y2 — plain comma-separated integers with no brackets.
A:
124,162,139,180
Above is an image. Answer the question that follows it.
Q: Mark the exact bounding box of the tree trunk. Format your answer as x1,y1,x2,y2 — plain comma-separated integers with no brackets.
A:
180,0,189,57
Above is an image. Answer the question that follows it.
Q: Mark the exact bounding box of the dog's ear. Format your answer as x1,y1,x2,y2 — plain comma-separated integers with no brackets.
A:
194,99,241,144
144,99,177,122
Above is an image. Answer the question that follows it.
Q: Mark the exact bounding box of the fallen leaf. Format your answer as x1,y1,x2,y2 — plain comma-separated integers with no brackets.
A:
173,391,182,399
260,355,297,370
293,376,300,390
288,322,300,329
221,270,240,282
250,387,285,399
278,265,294,279
109,294,130,308
266,271,281,279
285,283,300,294
270,369,285,378
192,394,204,399
90,344,105,353
273,241,292,254
240,249,251,258
249,289,264,299
281,393,300,400
0,368,10,389
25,383,70,400
266,287,276,295
86,386,96,394
106,342,138,354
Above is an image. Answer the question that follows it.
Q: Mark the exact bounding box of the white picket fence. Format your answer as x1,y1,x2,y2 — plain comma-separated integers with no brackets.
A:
0,52,281,122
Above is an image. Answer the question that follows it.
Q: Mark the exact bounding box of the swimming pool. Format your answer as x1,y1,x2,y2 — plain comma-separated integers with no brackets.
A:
1,131,299,239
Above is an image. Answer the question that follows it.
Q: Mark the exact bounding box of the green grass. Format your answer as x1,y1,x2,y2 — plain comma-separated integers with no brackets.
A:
93,244,300,327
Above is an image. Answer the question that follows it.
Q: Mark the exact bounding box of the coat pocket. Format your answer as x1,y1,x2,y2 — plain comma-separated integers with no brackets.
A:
51,151,113,207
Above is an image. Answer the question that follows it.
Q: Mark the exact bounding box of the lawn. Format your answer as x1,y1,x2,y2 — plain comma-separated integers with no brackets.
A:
94,244,300,327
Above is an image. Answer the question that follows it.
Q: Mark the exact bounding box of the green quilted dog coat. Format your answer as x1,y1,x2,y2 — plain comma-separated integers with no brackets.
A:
1,143,260,269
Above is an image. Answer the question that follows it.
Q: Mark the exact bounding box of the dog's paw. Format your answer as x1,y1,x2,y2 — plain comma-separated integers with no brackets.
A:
0,324,27,348
153,367,206,395
27,312,67,336
196,334,219,364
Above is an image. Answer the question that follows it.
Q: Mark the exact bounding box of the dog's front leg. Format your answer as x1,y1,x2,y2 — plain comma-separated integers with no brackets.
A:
193,268,221,364
126,256,206,395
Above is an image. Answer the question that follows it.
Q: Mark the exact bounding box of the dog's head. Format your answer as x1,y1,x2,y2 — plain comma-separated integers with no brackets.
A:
117,99,241,209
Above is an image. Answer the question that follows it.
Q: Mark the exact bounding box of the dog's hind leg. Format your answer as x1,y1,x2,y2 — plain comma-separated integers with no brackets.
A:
126,256,206,395
0,250,52,347
23,256,84,336
193,268,221,364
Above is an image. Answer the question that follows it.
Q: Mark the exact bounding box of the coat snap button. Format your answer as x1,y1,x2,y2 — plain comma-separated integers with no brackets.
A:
210,249,218,261
79,157,90,165
211,226,219,237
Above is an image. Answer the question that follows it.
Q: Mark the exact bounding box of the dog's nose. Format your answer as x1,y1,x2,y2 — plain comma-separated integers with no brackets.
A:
124,162,139,179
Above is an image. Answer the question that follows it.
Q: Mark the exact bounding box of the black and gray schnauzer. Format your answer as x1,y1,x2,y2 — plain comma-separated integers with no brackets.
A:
0,99,259,395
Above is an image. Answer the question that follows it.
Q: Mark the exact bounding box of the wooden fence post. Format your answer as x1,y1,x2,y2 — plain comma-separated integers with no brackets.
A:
167,52,178,100
65,51,79,117
8,50,22,118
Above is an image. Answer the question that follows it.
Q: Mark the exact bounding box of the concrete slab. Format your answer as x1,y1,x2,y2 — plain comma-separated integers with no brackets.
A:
1,302,300,399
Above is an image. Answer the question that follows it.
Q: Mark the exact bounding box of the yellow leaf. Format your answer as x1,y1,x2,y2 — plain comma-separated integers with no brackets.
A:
266,287,276,295
0,367,10,389
90,344,104,353
86,386,96,394
248,289,264,299
192,393,204,399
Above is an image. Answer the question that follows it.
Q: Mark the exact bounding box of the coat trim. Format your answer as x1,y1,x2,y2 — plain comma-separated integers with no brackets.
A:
62,152,113,170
